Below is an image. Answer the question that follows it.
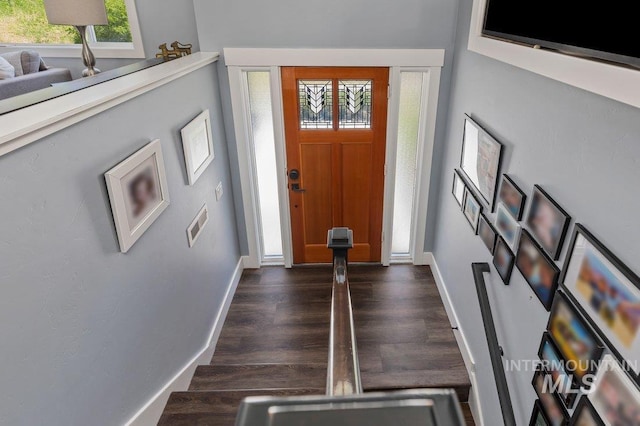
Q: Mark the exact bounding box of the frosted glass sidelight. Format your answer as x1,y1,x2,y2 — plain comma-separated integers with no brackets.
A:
391,73,424,256
247,72,283,258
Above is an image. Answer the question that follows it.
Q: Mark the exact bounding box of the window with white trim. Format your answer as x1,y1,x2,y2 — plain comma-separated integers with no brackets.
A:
0,0,144,58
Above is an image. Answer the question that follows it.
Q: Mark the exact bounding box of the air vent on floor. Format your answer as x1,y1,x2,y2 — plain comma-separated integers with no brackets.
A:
187,204,209,247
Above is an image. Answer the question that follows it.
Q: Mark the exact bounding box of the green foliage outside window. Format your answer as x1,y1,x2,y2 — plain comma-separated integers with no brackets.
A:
0,0,132,44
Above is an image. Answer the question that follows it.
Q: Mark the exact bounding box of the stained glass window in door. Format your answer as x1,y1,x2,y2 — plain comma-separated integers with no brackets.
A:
299,80,333,129
339,80,372,129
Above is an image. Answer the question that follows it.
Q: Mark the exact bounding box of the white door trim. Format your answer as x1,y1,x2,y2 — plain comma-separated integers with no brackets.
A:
226,49,444,268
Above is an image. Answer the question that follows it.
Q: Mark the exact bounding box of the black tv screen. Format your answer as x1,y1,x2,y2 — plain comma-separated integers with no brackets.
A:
482,0,640,68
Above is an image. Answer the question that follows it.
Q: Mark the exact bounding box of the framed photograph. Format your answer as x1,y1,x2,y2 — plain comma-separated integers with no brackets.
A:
561,224,640,378
499,174,527,220
532,369,570,426
105,139,170,253
517,229,561,311
452,169,466,208
530,400,551,426
181,110,215,185
460,115,503,211
547,291,604,379
569,397,604,426
526,185,571,260
588,354,640,425
187,204,209,248
493,236,515,285
496,202,521,249
538,333,579,409
479,214,498,254
463,188,482,234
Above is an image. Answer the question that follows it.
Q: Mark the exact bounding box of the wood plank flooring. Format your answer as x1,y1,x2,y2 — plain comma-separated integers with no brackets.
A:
159,265,474,425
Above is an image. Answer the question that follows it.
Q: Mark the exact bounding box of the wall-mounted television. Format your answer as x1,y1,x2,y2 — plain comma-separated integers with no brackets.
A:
482,0,640,69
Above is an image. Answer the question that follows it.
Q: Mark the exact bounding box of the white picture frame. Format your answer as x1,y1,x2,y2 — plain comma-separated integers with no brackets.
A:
588,354,640,425
181,110,215,185
105,139,170,253
496,202,521,250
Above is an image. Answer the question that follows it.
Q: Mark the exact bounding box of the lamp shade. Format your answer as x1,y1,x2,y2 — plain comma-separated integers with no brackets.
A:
43,0,108,26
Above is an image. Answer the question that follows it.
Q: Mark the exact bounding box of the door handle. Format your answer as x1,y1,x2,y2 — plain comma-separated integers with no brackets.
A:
291,183,306,193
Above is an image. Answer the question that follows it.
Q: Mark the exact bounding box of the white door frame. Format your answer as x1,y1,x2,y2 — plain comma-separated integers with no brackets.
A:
226,48,444,268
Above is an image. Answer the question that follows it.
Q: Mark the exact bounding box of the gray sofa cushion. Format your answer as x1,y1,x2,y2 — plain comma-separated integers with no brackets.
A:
0,68,72,100
0,57,15,80
0,50,45,76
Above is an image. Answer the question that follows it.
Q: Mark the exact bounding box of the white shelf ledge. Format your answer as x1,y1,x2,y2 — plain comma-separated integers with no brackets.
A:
0,51,220,158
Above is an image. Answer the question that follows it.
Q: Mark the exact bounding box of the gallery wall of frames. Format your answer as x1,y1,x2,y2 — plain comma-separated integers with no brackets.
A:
105,110,216,253
453,115,640,425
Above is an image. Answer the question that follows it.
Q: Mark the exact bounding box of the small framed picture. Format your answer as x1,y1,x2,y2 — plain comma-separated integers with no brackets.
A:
516,229,561,311
478,214,498,254
569,397,604,426
561,224,640,379
496,202,521,249
547,291,604,380
460,115,503,211
532,368,570,426
529,400,551,426
181,110,215,185
526,185,571,260
499,174,527,220
105,140,170,253
538,333,579,409
493,236,515,285
187,204,209,248
452,169,466,208
463,188,482,234
588,354,640,425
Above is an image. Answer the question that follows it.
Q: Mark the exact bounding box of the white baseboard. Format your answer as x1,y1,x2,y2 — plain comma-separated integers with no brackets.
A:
424,252,484,426
125,258,244,426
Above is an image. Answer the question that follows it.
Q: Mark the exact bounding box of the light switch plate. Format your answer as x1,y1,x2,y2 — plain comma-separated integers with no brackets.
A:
216,182,223,201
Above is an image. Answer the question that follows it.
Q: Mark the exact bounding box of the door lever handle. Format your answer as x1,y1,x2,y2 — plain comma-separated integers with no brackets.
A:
291,183,306,193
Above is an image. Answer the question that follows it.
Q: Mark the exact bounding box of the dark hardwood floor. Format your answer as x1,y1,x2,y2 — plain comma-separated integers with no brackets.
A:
159,265,474,425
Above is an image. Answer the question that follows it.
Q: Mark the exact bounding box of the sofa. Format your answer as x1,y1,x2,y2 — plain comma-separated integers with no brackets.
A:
0,50,72,101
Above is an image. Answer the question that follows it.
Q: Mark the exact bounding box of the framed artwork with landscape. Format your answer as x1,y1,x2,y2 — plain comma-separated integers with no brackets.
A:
105,139,170,253
460,115,503,211
561,224,640,378
526,185,571,261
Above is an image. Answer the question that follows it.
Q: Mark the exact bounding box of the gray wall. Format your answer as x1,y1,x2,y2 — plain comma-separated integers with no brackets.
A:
0,63,240,425
432,0,640,423
45,0,201,78
192,0,460,254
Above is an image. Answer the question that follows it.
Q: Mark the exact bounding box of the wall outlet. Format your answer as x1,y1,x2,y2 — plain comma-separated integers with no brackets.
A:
215,182,223,201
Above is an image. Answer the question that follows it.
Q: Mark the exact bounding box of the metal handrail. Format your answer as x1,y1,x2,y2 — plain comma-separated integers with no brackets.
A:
472,263,516,426
326,228,362,396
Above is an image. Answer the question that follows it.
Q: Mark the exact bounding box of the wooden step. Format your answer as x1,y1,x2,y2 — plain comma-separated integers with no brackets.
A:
158,388,323,426
189,363,327,391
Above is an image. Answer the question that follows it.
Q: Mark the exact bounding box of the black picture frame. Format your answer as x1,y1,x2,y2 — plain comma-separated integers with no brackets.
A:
526,185,571,261
493,236,515,285
532,368,570,426
538,333,579,410
560,223,640,381
463,187,483,234
478,213,498,254
460,115,504,212
569,397,604,426
452,169,466,208
546,290,604,380
529,400,551,426
516,229,561,311
499,174,527,220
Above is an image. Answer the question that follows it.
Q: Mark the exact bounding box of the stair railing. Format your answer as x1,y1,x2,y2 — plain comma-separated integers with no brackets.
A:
326,227,362,396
